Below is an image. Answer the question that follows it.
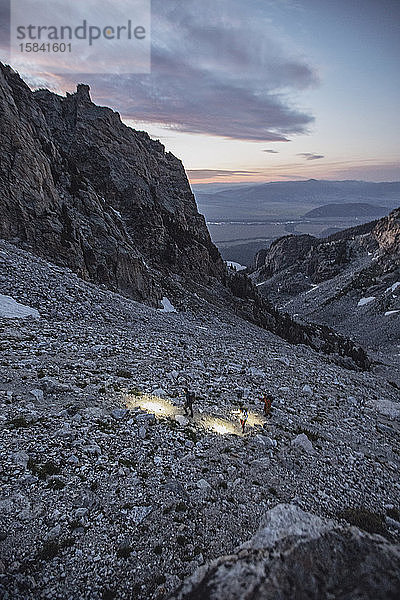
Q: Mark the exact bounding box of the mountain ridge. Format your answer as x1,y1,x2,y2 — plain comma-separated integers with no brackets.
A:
196,180,400,221
0,63,371,370
303,202,388,218
0,64,225,305
250,208,400,365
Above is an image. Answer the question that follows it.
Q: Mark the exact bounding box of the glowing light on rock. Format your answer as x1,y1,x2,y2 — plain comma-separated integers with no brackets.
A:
125,393,176,418
212,423,230,435
140,400,166,414
231,409,265,429
247,412,265,427
205,417,237,436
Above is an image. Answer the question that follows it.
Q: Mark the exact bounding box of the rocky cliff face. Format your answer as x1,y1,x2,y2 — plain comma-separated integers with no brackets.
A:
250,209,400,359
251,210,399,300
0,64,224,304
373,207,400,255
252,231,374,291
253,234,317,274
0,63,372,369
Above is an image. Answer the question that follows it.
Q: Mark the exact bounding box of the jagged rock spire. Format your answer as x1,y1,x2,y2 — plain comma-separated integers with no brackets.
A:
76,83,91,103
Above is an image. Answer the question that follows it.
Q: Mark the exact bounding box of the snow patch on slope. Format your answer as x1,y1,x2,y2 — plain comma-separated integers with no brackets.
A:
226,261,246,271
160,297,176,313
357,296,375,307
0,294,39,319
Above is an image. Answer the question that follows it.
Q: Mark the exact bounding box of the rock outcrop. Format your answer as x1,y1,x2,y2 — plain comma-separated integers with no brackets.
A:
373,207,400,255
303,202,388,218
0,63,225,304
250,209,400,363
252,231,371,291
253,234,318,275
251,209,399,296
170,504,400,600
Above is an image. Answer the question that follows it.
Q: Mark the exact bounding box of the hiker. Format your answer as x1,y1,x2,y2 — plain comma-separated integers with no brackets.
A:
262,393,273,417
239,406,248,434
357,396,366,413
183,387,195,418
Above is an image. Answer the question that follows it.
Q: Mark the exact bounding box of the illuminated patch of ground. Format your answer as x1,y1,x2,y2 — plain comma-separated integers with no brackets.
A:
125,393,177,418
247,411,266,428
202,416,239,436
125,393,265,436
231,409,266,429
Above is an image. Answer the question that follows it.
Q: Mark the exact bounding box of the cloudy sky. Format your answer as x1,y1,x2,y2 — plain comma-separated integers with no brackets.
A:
1,0,399,183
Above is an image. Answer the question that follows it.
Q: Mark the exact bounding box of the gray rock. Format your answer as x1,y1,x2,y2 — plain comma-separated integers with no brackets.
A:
291,433,315,454
46,525,61,541
85,444,102,456
111,408,128,420
251,457,271,468
164,480,186,495
29,388,44,402
117,538,133,558
387,517,400,532
242,504,330,550
169,505,400,600
12,450,29,467
67,454,79,464
129,506,153,525
196,479,211,491
254,434,276,448
136,413,156,425
152,387,167,397
82,407,107,419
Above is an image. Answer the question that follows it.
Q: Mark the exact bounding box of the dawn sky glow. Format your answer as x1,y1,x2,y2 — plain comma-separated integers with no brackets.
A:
0,0,399,184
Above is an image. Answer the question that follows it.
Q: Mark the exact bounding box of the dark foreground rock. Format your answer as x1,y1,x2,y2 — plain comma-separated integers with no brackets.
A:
170,504,400,600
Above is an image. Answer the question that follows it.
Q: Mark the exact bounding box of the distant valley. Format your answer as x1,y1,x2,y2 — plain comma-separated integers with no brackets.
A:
194,180,400,266
303,202,388,218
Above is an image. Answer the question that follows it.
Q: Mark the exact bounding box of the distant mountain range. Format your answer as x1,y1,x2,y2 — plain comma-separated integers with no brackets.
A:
302,202,389,219
195,179,400,221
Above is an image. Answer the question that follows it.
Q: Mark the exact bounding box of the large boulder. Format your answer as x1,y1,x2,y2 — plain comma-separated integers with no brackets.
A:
169,504,400,600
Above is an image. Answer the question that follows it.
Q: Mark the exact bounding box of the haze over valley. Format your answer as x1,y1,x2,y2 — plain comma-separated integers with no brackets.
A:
194,180,400,266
